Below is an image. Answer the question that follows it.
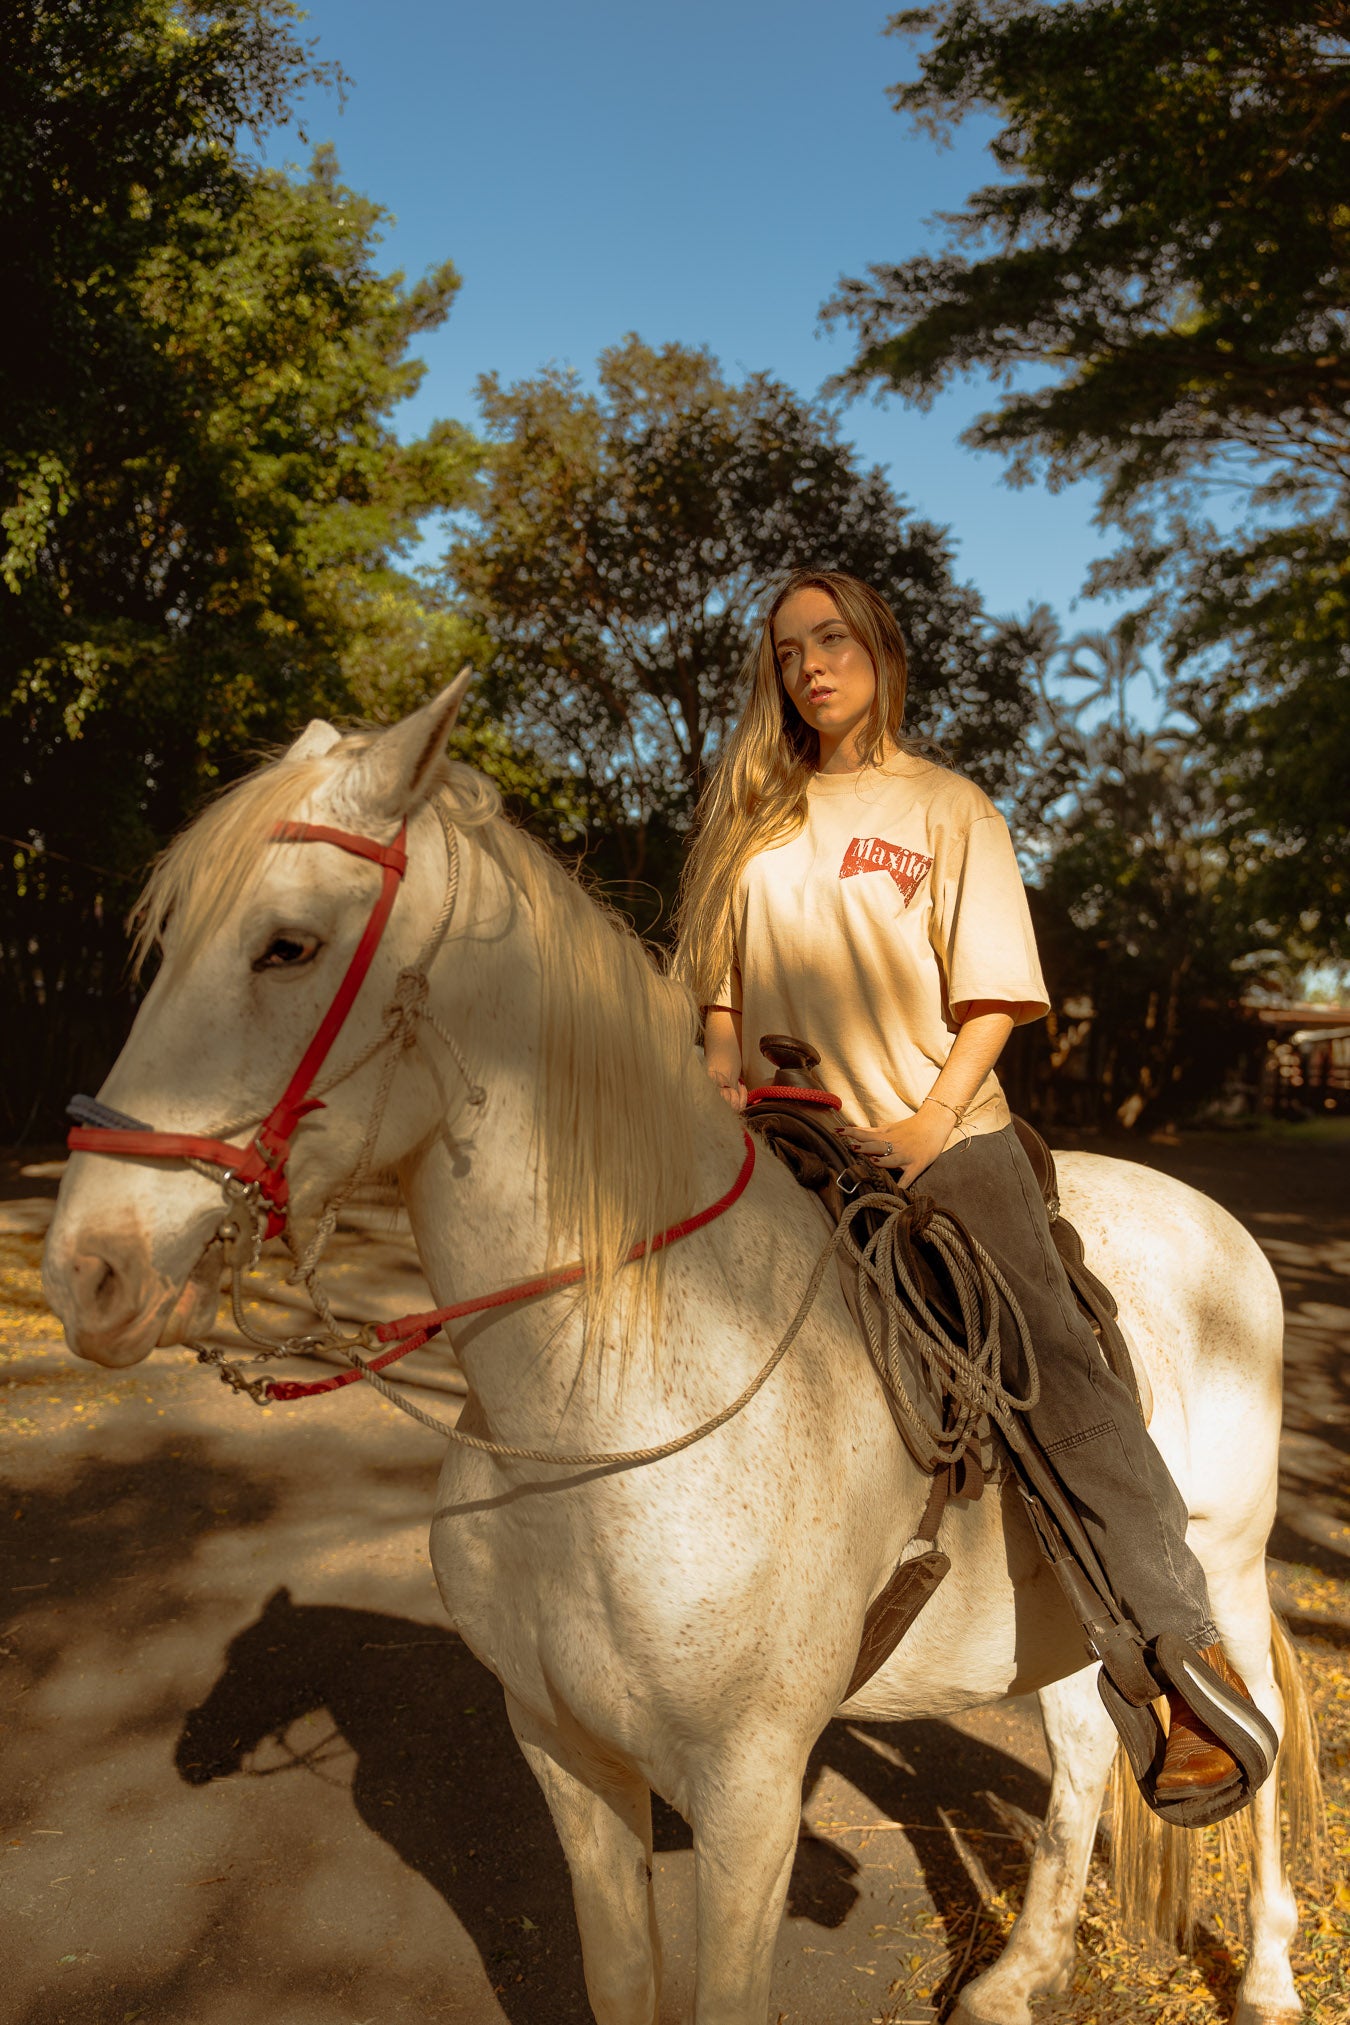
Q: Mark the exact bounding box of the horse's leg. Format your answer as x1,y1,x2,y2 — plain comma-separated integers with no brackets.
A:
686,1740,807,2025
952,1666,1117,2025
505,1693,660,2025
1206,1565,1301,2025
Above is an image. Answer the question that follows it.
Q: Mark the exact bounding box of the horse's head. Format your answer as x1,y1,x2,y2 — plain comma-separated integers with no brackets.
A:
176,1585,332,1784
43,677,475,1367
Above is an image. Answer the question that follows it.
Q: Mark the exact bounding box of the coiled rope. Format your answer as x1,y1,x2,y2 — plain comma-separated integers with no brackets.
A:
286,1185,1040,1470
837,1188,1039,1474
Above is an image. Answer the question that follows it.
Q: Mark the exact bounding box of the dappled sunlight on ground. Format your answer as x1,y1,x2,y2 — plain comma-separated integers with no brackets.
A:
3,1131,1348,2021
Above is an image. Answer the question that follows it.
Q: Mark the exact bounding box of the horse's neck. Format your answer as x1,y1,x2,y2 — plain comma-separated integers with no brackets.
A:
395,831,628,1434
394,820,753,1442
400,1109,571,1419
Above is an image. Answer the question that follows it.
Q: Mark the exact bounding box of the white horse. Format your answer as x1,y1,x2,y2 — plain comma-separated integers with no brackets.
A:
43,687,1317,2025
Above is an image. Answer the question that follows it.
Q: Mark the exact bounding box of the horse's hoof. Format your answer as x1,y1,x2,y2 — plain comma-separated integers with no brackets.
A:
948,1992,1032,2025
1233,2008,1301,2025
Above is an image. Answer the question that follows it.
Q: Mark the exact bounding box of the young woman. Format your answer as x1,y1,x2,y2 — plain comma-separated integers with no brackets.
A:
673,566,1258,1805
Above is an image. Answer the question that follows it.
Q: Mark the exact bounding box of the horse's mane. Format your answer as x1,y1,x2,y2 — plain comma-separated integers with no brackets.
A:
131,749,338,978
133,736,709,1360
465,777,707,1357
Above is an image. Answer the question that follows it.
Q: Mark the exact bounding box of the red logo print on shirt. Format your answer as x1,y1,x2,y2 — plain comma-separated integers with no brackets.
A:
839,835,933,905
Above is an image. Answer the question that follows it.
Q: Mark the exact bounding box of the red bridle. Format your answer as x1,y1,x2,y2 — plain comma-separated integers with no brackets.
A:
67,819,409,1239
65,809,769,1410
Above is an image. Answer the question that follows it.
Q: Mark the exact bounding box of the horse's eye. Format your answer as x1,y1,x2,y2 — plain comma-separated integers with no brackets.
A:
253,933,321,973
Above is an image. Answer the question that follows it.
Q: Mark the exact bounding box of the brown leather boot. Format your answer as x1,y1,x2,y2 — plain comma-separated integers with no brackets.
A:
1154,1641,1254,1799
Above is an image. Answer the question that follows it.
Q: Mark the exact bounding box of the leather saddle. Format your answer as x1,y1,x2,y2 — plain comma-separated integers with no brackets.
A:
744,1034,1144,1701
742,1039,1278,1825
745,1034,1144,1422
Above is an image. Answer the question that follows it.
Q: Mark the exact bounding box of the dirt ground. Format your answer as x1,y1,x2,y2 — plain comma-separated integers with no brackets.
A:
2,1127,1347,2025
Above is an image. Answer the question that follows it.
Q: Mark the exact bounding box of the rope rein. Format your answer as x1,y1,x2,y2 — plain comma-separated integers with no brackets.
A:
74,787,1036,1476
316,1188,1040,1466
196,1174,1038,1473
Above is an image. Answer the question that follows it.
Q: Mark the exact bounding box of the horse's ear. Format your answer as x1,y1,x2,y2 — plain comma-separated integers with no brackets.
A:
287,719,343,761
346,668,474,824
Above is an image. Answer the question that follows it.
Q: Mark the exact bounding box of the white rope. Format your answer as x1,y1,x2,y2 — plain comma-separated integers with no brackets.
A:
217,1188,1043,1476
187,803,1038,1489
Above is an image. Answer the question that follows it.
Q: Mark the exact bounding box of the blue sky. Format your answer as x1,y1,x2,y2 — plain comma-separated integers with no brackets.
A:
268,0,1127,639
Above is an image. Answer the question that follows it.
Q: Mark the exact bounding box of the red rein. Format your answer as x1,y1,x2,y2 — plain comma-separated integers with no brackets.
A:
267,1088,832,1401
268,1123,761,1400
66,814,816,1406
269,1087,836,1401
744,1086,841,1108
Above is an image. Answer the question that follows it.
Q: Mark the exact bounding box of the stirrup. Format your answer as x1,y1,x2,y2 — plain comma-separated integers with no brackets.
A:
1097,1633,1278,1828
1012,1469,1276,1828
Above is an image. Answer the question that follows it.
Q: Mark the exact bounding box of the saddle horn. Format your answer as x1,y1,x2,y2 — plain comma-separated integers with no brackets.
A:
758,1034,827,1092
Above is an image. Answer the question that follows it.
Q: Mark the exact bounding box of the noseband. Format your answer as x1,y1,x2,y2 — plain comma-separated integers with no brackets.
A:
67,818,411,1239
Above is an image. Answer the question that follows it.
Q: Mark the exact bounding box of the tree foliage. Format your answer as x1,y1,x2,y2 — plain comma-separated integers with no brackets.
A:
1009,620,1283,1127
828,0,1350,945
446,335,1036,912
0,0,477,1129
832,0,1350,506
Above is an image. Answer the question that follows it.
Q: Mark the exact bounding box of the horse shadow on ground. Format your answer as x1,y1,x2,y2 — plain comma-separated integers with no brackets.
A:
175,1590,1057,2021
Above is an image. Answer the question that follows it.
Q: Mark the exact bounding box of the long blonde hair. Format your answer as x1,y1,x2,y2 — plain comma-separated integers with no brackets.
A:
672,568,914,1009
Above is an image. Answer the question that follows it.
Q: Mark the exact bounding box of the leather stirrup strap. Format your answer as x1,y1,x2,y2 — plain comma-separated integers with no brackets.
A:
844,1465,955,1700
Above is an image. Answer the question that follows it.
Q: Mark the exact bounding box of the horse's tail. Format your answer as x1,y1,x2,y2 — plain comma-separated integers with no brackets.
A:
1108,1608,1323,1949
1269,1607,1325,1881
1108,1751,1206,1950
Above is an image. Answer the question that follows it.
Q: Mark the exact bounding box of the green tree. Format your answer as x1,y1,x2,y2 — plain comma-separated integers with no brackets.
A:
446,334,1036,914
1005,621,1285,1128
0,0,477,1130
828,0,1350,945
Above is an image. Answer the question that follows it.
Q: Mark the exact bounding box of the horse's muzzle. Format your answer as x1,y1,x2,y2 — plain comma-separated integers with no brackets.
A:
44,1223,219,1366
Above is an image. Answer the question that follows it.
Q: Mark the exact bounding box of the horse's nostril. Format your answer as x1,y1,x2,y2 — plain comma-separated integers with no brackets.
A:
53,1238,163,1362
72,1249,128,1319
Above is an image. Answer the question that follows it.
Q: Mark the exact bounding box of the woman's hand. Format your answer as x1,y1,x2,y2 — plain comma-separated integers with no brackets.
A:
841,1105,952,1189
708,1066,748,1113
703,1006,747,1112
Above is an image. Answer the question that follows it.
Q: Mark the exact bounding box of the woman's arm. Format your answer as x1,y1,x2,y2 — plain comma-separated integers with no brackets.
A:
929,1001,1017,1116
703,1005,748,1112
844,1000,1016,1188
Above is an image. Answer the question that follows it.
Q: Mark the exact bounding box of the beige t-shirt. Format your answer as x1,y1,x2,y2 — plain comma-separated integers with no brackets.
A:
710,753,1049,1140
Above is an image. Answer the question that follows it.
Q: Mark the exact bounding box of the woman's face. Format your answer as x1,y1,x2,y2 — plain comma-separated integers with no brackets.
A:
772,586,877,765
